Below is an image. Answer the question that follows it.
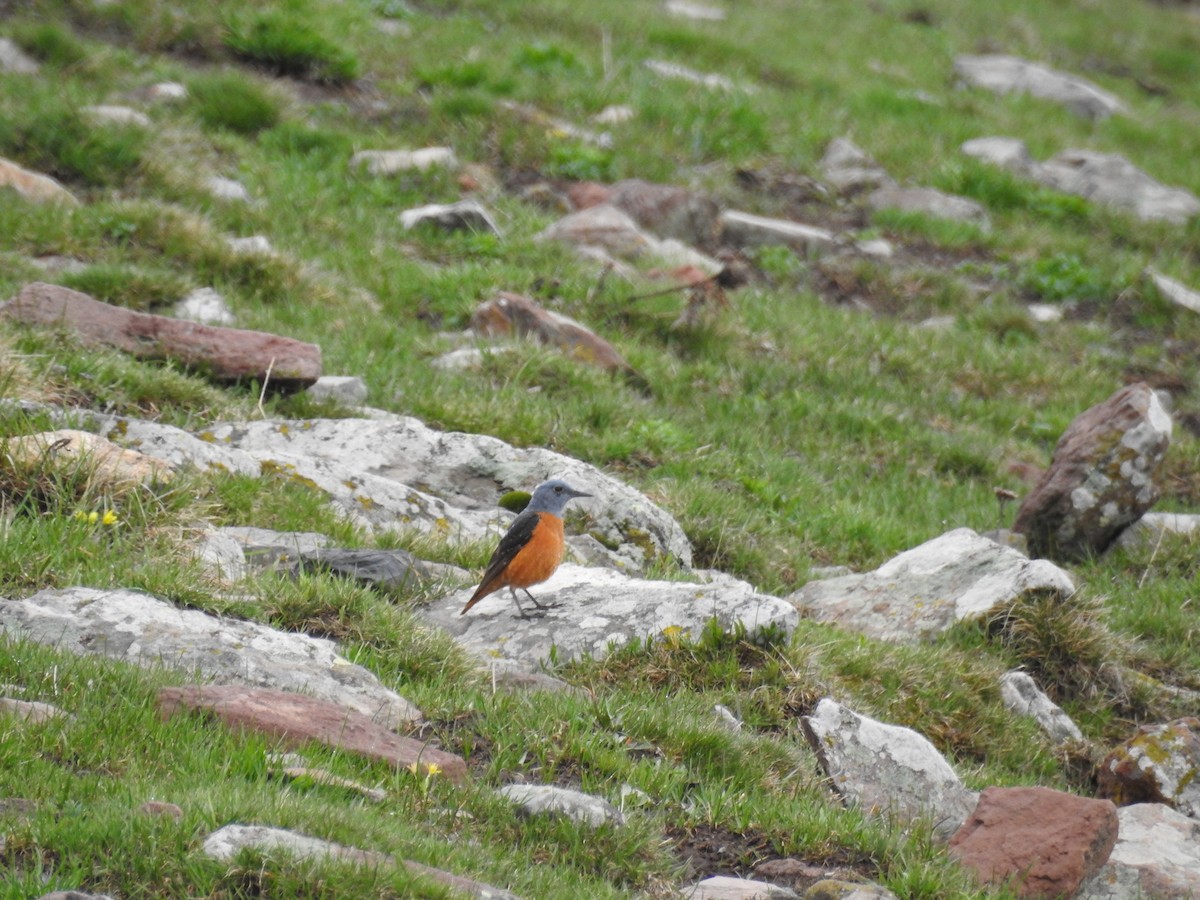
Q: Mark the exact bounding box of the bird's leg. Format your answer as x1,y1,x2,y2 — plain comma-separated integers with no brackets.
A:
522,588,559,610
509,586,547,619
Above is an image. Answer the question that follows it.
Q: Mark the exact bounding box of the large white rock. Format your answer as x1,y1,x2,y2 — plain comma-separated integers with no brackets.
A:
0,587,420,728
1077,803,1200,898
802,698,978,840
953,54,1126,120
999,670,1083,744
423,564,796,670
788,528,1075,642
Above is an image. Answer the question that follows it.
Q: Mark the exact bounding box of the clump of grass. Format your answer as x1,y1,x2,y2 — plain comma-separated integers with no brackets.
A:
225,12,360,84
9,21,89,68
188,71,281,135
60,264,193,312
1019,254,1114,303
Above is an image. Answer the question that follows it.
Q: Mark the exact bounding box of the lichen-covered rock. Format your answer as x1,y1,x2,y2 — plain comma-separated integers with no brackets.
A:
1013,383,1172,561
1077,803,1200,899
1097,718,1200,815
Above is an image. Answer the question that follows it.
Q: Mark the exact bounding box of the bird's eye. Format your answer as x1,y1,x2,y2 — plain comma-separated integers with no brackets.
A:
554,485,563,492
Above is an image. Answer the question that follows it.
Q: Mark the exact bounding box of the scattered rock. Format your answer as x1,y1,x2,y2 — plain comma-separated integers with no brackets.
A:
350,147,457,175
35,892,116,900
2,282,322,390
80,105,152,128
803,880,897,899
866,186,991,227
800,698,979,839
158,684,464,781
719,210,837,255
470,291,636,376
174,287,234,325
1114,511,1200,550
664,0,727,21
423,564,796,671
0,586,419,729
819,138,895,196
273,759,388,803
202,822,389,867
205,176,250,202
499,100,612,148
999,671,1084,744
285,547,459,593
218,526,334,562
0,37,39,74
144,81,188,103
960,136,1035,174
953,54,1126,120
1077,802,1200,899
430,345,517,371
496,784,624,827
0,697,68,724
1027,303,1064,323
138,801,184,820
645,59,747,92
400,200,500,235
1147,268,1200,314
1037,150,1200,225
537,203,659,259
306,375,368,406
1013,383,1172,561
682,875,798,898
788,528,1075,642
1097,717,1200,814
592,105,635,125
226,235,274,255
0,157,80,205
608,179,721,247
2,428,173,492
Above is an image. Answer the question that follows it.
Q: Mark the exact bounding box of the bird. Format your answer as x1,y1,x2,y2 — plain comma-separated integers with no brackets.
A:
460,478,591,619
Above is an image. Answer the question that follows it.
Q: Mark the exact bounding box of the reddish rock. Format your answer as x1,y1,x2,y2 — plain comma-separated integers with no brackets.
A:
1097,718,1200,815
2,282,321,391
1013,383,1172,561
608,179,721,246
567,181,612,210
138,800,184,821
949,786,1118,898
0,157,79,205
470,291,636,377
157,685,465,783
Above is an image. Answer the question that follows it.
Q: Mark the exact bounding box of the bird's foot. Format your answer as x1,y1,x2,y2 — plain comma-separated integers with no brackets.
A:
529,599,560,610
514,608,550,620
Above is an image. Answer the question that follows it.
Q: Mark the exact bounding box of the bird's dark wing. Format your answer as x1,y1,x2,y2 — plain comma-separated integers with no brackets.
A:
462,510,541,611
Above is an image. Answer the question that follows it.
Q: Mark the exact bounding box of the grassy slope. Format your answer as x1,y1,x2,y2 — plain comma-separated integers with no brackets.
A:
1,0,1199,896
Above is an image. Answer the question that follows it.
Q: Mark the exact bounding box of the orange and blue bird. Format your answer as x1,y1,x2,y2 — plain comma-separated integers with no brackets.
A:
460,478,591,618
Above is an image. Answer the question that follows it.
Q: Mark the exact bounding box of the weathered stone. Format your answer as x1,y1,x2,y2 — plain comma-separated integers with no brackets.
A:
0,697,68,724
138,801,184,821
537,203,658,259
496,784,624,827
819,138,895,196
682,875,798,898
174,287,234,325
645,59,743,92
0,37,39,74
953,54,1126,120
1036,150,1200,225
498,100,612,149
3,429,173,491
1097,718,1200,814
664,0,726,21
1114,511,1200,550
801,698,978,839
470,291,635,376
424,564,796,671
999,671,1083,744
592,105,635,125
960,137,1036,174
144,82,188,103
35,892,116,900
1147,269,1200,315
1077,802,1200,899
1013,383,1172,561
80,105,152,128
400,200,500,235
804,880,897,899
2,283,322,390
226,235,274,256
948,786,1118,898
788,528,1074,642
205,176,250,202
0,587,419,729
276,765,387,803
608,179,721,247
158,685,464,781
430,345,517,371
719,211,837,255
866,186,991,227
218,526,334,561
285,547,453,593
0,158,79,205
306,375,368,406
350,147,457,175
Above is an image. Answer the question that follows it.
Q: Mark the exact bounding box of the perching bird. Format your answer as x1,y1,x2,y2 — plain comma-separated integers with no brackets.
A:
460,478,591,618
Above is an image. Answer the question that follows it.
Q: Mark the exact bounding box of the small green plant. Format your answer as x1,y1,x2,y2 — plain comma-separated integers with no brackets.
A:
225,12,360,84
544,142,614,181
512,42,580,73
188,71,281,134
1019,254,1113,303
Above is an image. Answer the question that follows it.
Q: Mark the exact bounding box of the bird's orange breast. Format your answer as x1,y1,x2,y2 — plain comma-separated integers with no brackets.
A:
501,513,565,588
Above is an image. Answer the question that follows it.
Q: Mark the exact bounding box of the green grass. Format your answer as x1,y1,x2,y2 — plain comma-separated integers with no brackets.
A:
1,0,1200,894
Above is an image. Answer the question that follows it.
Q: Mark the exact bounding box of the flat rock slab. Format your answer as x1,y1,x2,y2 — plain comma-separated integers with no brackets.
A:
788,528,1075,642
1077,802,1200,899
285,547,462,593
682,875,799,898
350,147,457,175
0,586,419,729
953,54,1125,120
949,786,1118,898
866,186,990,227
718,210,837,255
801,698,977,840
158,685,465,781
423,564,797,671
496,784,624,827
1097,717,1200,815
1014,383,1172,562
999,671,1083,744
1114,511,1200,550
4,429,173,492
400,200,500,235
1037,150,1200,225
2,282,321,390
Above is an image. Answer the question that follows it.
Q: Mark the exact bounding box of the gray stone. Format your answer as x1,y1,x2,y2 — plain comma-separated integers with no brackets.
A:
820,138,895,196
1114,512,1200,550
683,875,799,898
788,528,1075,642
608,179,721,247
205,176,250,202
350,147,457,175
80,105,151,128
36,893,117,900
286,548,455,593
400,200,500,236
227,235,274,255
1098,718,1200,815
1036,150,1200,225
866,186,991,227
188,528,248,581
0,157,79,205
960,136,1035,174
1027,303,1064,323
592,105,635,126
1077,803,1200,899
0,586,420,728
664,0,726,20
537,204,659,260
803,881,897,899
0,697,68,724
145,82,187,103
218,526,334,559
999,671,1083,743
499,101,612,149
424,564,796,670
718,211,837,255
801,698,978,840
1147,269,1200,315
174,287,234,325
430,346,517,371
953,54,1126,120
496,784,624,827
306,375,369,406
0,38,39,74
644,59,744,92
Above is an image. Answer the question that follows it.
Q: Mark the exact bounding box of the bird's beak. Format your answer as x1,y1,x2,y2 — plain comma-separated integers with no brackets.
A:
571,488,592,499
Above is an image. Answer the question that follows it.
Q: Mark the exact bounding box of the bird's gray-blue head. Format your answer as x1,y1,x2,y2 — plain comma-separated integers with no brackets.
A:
525,478,591,516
